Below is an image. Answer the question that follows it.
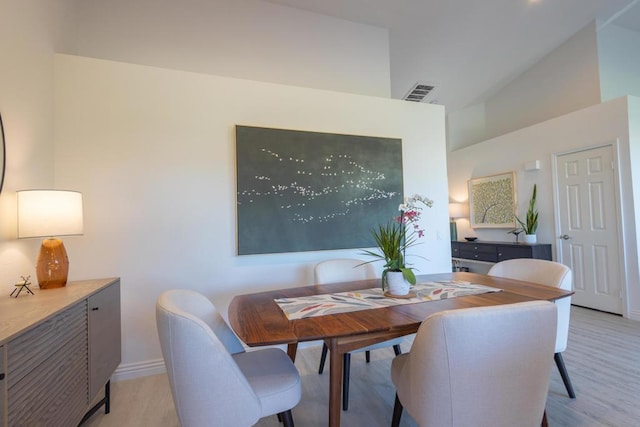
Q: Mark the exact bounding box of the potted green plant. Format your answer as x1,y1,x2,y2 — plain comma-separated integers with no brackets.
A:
516,184,538,243
361,194,433,295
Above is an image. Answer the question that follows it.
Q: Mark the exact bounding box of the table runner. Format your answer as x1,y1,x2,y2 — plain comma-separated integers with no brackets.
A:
275,281,502,320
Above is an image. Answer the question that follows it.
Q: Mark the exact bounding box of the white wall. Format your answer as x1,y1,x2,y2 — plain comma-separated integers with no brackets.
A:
53,54,449,377
73,0,391,98
448,96,640,319
626,96,640,320
449,22,602,150
598,24,640,102
447,102,486,151
484,22,601,141
0,0,77,287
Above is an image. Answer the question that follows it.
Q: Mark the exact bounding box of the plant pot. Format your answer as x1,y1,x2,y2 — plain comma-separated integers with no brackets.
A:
523,234,537,244
385,271,411,296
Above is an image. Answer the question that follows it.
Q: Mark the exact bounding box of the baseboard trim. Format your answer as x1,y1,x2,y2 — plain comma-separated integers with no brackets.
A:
111,342,325,383
112,358,166,382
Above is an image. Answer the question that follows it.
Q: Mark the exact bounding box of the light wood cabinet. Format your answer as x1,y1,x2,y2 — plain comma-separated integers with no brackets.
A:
0,278,121,427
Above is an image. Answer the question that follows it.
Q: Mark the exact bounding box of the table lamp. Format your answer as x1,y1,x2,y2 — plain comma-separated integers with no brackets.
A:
17,190,84,289
449,202,467,242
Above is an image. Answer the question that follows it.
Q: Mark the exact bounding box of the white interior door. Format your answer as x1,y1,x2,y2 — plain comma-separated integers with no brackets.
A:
555,145,623,314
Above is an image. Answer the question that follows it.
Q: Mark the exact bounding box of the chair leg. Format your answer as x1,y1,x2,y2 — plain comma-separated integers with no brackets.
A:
393,344,402,356
342,353,351,411
366,350,371,363
318,343,328,374
391,393,403,427
554,352,576,398
279,410,294,427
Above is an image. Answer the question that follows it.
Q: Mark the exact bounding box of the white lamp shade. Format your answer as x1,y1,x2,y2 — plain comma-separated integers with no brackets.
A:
17,190,84,238
449,202,468,219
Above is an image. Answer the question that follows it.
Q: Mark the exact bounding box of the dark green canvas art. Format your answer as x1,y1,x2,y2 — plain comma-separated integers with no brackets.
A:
236,126,404,255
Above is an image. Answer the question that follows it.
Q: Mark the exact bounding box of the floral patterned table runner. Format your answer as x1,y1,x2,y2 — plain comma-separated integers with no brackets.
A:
275,281,502,320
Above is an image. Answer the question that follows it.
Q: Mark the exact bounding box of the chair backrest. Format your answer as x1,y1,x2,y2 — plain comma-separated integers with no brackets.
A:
399,301,557,427
156,290,261,427
488,258,572,352
314,258,376,284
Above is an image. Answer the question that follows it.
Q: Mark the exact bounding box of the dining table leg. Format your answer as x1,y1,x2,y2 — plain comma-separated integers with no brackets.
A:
286,342,298,362
328,338,342,426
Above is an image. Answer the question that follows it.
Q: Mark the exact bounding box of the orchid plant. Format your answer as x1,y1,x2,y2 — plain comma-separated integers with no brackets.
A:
361,194,433,288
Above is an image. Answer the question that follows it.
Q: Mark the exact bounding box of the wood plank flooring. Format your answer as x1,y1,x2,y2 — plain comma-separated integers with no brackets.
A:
83,306,640,426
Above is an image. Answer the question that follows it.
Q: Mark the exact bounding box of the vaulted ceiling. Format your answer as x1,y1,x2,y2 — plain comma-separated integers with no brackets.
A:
264,0,640,112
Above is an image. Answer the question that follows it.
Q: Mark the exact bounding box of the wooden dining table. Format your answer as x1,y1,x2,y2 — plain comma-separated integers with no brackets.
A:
228,271,574,426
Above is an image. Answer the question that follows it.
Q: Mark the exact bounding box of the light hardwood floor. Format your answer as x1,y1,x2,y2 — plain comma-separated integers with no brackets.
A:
84,306,640,426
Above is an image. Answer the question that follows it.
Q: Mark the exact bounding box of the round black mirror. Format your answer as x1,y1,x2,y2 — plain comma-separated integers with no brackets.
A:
0,113,5,194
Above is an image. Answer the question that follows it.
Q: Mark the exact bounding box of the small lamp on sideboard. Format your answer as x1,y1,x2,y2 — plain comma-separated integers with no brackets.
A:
449,202,468,242
17,190,84,289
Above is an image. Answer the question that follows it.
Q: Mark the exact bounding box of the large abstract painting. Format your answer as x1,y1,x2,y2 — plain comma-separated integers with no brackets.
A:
236,126,404,255
468,172,516,228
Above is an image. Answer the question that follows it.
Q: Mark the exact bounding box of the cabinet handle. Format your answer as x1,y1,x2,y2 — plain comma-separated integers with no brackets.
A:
91,307,100,311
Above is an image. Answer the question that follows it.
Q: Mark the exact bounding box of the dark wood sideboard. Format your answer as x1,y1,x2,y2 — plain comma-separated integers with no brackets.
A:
452,240,552,263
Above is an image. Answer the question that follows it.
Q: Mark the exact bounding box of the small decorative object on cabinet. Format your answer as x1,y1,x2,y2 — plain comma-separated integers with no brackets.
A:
0,278,121,427
448,202,468,242
9,276,34,298
516,184,538,244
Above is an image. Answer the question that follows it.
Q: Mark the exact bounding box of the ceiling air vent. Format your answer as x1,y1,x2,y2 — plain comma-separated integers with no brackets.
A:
403,82,436,102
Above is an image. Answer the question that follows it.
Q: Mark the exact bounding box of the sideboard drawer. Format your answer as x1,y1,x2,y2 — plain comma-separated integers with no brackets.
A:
459,244,498,262
451,242,460,257
8,332,88,426
498,246,535,261
7,301,87,388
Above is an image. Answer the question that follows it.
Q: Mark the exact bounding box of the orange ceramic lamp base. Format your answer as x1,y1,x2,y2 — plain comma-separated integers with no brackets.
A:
36,238,69,289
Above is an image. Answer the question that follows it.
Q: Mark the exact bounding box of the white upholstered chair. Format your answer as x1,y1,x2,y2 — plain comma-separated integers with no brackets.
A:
391,301,557,427
488,258,576,398
156,290,301,427
314,258,404,410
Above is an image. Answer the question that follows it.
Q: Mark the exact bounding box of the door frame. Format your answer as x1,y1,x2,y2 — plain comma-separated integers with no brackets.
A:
551,140,629,317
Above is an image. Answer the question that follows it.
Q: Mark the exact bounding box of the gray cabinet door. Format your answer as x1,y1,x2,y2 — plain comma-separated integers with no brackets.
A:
88,281,122,398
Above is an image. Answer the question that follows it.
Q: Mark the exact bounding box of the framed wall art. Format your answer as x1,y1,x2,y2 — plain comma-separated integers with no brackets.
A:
236,125,404,255
468,172,516,228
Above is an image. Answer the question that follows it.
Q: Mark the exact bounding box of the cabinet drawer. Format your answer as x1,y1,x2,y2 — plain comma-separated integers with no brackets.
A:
497,246,533,261
7,301,87,388
459,245,498,262
8,331,88,427
451,242,460,257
